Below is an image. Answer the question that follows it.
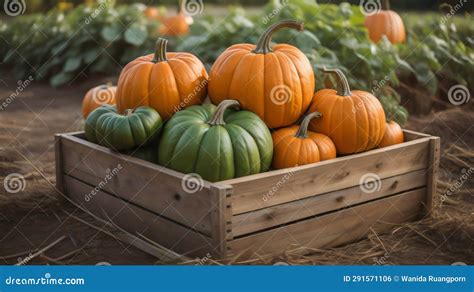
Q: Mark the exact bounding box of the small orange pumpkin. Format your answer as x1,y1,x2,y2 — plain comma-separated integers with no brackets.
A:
144,6,163,21
82,83,116,118
116,38,208,120
208,20,315,129
364,0,406,44
272,112,337,169
159,13,189,36
378,121,404,148
308,68,386,155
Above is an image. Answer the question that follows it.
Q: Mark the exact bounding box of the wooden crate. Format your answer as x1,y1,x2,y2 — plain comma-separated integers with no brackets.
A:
55,130,440,260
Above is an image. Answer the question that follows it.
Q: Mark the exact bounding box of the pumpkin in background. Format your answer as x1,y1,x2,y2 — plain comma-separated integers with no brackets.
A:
85,105,162,151
116,38,208,120
82,83,116,119
158,100,273,182
159,13,189,36
308,68,386,154
364,0,406,44
144,6,165,21
378,121,404,148
208,20,315,129
272,112,336,170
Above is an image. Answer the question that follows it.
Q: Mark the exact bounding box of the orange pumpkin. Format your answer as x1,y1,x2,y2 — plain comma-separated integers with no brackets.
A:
364,0,406,44
308,68,386,155
272,112,336,169
208,20,315,129
116,38,208,120
378,121,404,148
159,13,189,36
82,83,116,118
144,6,163,21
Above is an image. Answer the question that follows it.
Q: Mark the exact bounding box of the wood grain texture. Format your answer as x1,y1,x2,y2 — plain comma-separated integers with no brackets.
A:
54,134,64,193
228,188,426,258
232,170,427,237
64,175,215,258
61,134,214,235
425,137,440,214
225,138,431,215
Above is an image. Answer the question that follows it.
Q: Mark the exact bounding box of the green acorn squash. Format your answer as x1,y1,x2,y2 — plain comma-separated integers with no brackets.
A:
85,105,162,151
158,100,273,182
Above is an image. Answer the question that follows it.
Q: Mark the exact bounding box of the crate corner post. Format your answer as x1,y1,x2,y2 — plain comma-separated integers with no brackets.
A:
210,183,233,259
425,136,441,215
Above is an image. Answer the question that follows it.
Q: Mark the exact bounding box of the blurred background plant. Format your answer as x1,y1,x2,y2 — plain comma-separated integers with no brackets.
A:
1,0,472,124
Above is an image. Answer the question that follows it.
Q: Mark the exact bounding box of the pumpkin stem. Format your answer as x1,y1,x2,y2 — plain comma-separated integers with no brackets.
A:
295,112,322,138
152,38,168,63
323,67,352,96
382,0,390,10
124,109,134,116
208,100,240,126
253,20,304,54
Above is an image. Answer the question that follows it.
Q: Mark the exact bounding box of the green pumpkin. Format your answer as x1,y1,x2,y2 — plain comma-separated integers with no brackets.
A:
158,100,273,182
85,105,162,151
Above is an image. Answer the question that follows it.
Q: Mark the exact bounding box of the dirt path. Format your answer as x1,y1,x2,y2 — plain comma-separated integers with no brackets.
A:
0,73,472,265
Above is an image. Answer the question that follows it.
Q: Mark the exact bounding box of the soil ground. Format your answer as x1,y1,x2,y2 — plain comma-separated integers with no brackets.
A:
0,73,472,265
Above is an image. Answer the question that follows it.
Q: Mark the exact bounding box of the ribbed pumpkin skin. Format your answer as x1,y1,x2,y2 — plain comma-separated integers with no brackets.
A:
116,40,208,120
364,11,406,44
378,121,404,148
208,21,314,129
272,126,336,169
85,105,162,151
82,84,116,118
309,89,386,154
158,102,273,182
159,14,189,36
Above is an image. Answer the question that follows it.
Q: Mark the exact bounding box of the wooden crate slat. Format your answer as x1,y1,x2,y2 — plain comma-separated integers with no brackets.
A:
227,188,426,258
64,175,216,258
232,169,427,237
60,134,214,235
224,138,431,215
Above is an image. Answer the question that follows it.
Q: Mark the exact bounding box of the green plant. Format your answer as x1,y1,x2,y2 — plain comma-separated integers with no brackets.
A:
158,100,273,182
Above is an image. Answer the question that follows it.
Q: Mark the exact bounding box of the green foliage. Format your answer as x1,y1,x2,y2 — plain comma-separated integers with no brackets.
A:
177,0,473,125
1,0,159,87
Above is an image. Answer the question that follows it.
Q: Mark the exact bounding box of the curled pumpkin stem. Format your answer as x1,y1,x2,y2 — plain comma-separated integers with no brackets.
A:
253,20,304,54
208,100,240,126
152,38,168,63
295,111,322,138
323,67,352,96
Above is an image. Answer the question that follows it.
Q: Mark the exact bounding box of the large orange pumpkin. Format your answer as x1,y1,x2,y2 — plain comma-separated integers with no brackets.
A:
208,20,315,129
272,111,336,169
82,83,116,118
308,68,386,155
364,0,406,44
378,121,404,148
116,38,208,120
